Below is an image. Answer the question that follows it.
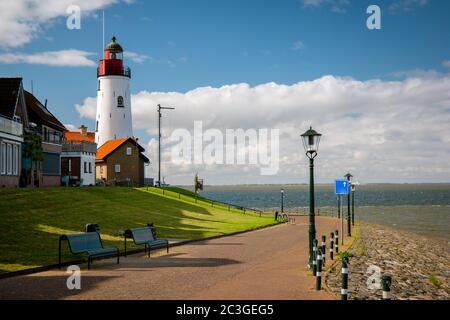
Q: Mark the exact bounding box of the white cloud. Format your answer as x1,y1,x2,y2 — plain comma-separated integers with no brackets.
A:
75,97,97,119
76,73,450,184
443,60,450,68
124,51,149,64
64,123,78,131
0,50,96,67
301,0,350,13
389,0,430,12
0,0,133,48
292,40,305,51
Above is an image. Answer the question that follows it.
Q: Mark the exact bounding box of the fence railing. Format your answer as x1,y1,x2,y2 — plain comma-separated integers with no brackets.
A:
0,115,22,136
146,187,264,217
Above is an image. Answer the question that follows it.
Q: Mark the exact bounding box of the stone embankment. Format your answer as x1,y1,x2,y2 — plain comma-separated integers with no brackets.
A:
326,223,449,300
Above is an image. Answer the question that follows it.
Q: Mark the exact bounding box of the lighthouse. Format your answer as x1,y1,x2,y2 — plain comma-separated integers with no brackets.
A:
95,36,133,146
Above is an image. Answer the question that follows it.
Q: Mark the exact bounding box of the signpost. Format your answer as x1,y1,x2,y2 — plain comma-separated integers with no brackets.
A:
335,180,349,246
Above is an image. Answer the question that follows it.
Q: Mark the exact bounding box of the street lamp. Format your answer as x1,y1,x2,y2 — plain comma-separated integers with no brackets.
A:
281,188,285,214
301,126,322,269
350,183,356,226
344,173,353,237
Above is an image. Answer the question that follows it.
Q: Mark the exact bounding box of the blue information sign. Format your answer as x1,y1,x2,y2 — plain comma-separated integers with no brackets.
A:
335,180,350,195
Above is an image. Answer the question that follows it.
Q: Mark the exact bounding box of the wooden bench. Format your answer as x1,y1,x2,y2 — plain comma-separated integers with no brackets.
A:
124,227,169,257
59,232,120,269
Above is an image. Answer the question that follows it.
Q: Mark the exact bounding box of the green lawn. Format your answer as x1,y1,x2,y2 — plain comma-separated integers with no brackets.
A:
0,187,277,273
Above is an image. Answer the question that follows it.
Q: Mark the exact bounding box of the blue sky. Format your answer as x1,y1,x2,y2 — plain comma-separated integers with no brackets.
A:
1,0,450,184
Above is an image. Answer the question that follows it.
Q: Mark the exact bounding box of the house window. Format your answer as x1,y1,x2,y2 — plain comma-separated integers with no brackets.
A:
98,80,101,91
100,166,103,174
0,142,5,175
89,162,92,174
117,96,124,107
84,162,87,173
115,164,121,173
13,144,18,175
6,144,12,175
43,153,60,175
126,147,132,156
68,159,72,173
96,121,99,132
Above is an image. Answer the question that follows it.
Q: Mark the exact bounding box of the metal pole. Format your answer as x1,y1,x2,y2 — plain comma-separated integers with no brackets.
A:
308,157,316,268
351,189,355,226
347,190,351,236
341,196,344,246
157,104,174,187
158,104,161,187
337,196,340,219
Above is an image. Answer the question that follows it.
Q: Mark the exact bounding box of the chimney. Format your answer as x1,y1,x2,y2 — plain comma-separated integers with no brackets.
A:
79,125,88,136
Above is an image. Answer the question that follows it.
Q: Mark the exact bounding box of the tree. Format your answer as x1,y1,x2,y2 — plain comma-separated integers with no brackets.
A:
22,133,43,187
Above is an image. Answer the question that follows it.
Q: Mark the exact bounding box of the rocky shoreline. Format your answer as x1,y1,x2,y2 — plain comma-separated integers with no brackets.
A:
325,223,450,300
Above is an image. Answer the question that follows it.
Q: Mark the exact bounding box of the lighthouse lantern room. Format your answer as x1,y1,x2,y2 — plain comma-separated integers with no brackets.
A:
95,36,133,146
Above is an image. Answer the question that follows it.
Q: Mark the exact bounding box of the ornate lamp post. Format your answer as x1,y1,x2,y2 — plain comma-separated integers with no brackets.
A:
344,173,353,236
301,127,322,268
350,183,356,226
281,188,285,214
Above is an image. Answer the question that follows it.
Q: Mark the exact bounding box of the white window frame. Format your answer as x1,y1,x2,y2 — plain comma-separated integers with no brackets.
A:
115,164,121,173
7,144,12,175
0,142,5,175
126,147,132,156
13,144,18,175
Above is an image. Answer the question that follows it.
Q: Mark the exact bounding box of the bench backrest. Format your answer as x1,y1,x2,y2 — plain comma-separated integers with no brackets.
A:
64,232,104,254
129,227,155,243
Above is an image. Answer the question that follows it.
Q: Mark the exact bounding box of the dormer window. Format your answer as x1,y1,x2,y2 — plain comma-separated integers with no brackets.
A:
117,96,124,107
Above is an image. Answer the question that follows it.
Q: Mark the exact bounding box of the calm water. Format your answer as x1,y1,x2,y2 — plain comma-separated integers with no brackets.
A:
191,184,450,241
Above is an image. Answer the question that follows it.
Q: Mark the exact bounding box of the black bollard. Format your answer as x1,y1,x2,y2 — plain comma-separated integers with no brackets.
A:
330,232,334,260
316,248,323,290
341,256,349,300
381,274,392,300
321,235,326,267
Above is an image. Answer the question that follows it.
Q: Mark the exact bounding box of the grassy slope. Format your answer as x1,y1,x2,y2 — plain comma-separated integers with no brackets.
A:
0,187,277,273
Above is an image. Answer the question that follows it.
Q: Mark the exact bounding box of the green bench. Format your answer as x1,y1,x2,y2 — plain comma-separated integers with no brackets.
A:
59,232,120,269
124,227,169,257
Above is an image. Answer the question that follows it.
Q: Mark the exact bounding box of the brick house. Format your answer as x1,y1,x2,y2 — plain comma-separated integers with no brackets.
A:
61,125,97,186
96,137,149,187
24,90,66,187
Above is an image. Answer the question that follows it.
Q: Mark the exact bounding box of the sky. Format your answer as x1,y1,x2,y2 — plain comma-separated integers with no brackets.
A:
0,0,450,185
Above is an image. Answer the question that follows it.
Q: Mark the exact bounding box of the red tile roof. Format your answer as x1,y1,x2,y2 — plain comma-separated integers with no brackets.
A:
64,131,95,143
96,137,149,162
96,138,128,161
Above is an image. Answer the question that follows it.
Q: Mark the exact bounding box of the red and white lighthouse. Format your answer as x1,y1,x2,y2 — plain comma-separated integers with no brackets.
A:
95,36,133,146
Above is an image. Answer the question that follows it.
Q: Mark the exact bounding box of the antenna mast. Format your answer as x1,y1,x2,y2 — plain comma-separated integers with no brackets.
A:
102,11,105,50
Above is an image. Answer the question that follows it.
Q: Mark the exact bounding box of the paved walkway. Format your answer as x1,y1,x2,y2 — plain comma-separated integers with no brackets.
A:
0,216,343,300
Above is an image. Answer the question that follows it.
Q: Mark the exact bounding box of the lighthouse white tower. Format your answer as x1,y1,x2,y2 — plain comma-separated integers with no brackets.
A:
95,36,133,146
